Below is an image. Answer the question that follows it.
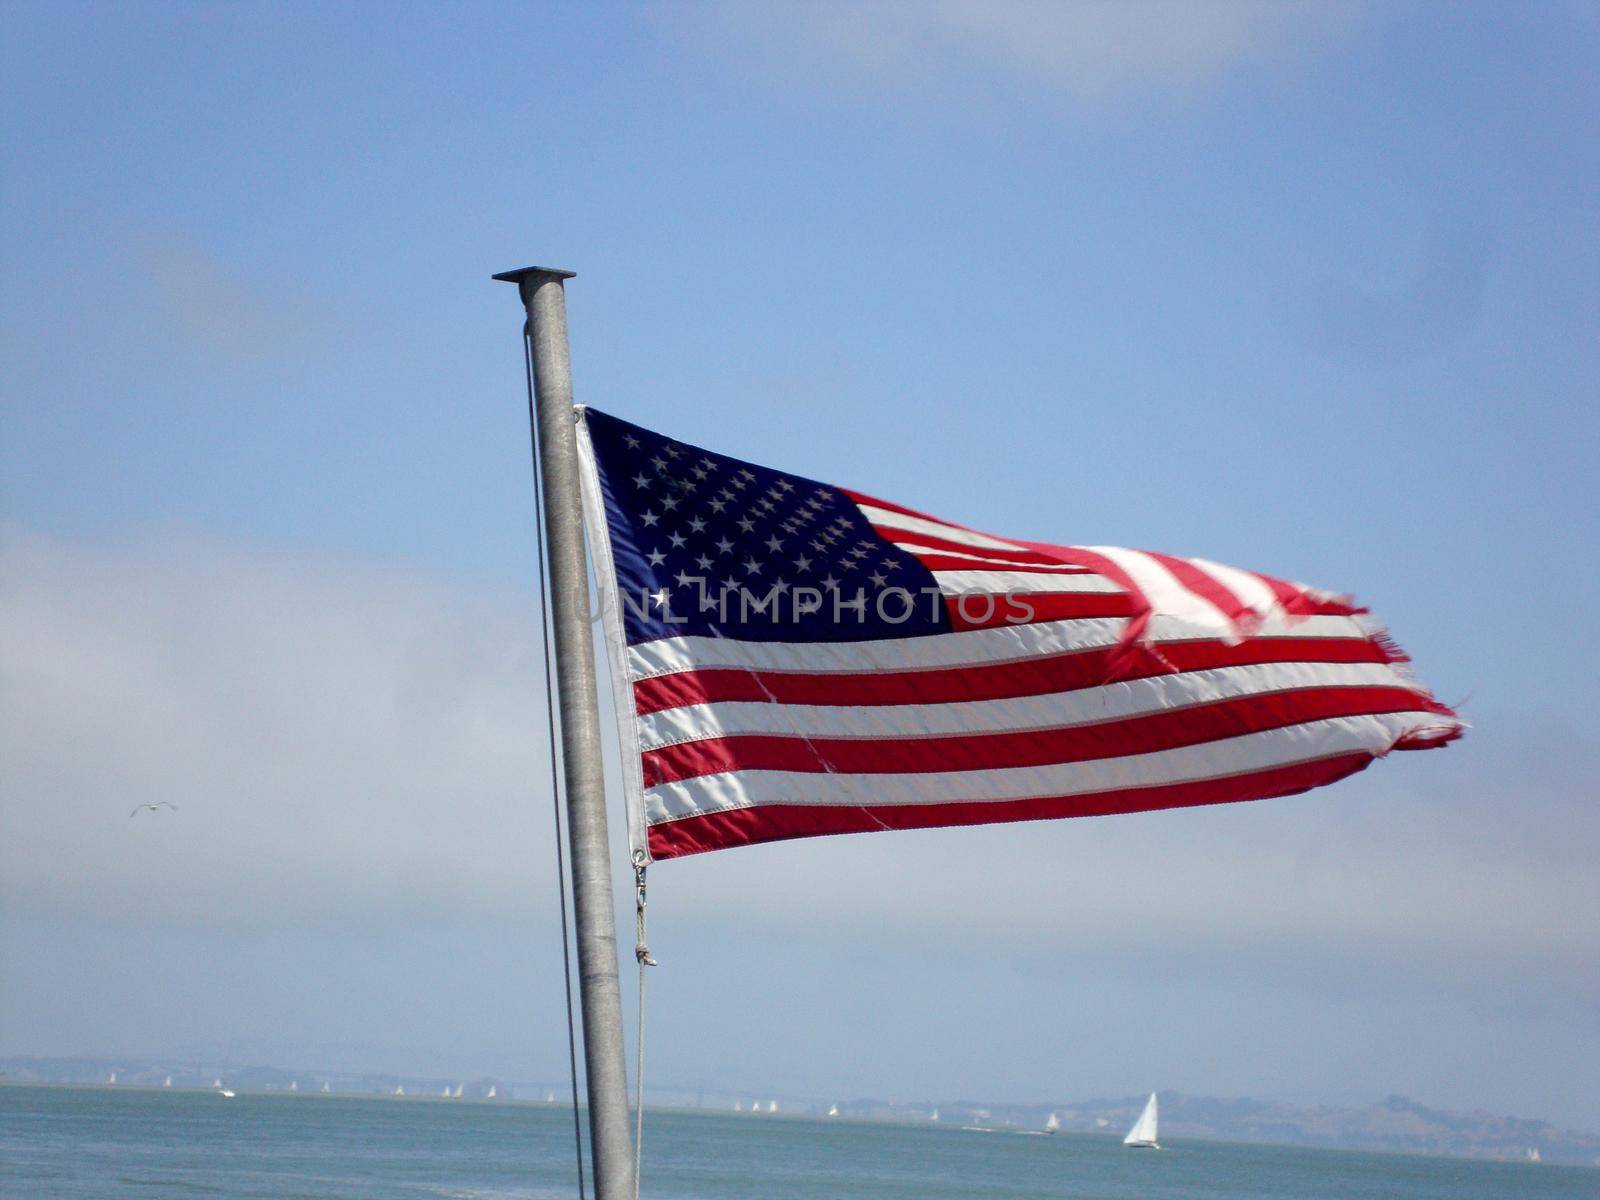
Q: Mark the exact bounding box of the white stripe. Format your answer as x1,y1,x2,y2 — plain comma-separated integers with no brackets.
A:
853,504,1027,553
930,569,1124,595
1082,545,1235,632
575,411,652,859
635,661,1422,750
644,711,1439,822
892,543,1094,573
626,613,1375,681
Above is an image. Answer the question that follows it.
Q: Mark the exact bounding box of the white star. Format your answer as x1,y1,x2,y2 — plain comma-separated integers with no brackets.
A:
651,456,668,471
794,554,812,572
692,465,710,480
632,472,651,488
695,554,713,570
737,517,756,533
675,571,696,587
661,495,680,511
688,517,707,533
764,535,783,552
641,510,660,527
709,498,727,513
646,549,666,567
743,557,762,574
714,537,734,555
869,571,887,587
821,575,840,591
623,434,641,449
650,588,670,609
775,479,795,493
669,532,687,548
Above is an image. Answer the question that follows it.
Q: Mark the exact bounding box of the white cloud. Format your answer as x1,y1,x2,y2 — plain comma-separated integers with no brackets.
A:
0,525,555,926
672,0,1358,105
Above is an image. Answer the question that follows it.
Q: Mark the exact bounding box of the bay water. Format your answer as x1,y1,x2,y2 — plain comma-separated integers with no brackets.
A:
3,1085,1592,1199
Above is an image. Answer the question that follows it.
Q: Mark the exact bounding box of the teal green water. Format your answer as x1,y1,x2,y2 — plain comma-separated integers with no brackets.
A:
2,1085,1592,1199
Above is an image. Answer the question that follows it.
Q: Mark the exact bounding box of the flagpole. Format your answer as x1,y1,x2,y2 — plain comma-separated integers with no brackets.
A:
494,265,634,1200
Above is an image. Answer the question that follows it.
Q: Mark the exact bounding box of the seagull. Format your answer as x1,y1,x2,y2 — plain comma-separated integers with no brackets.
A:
130,802,178,818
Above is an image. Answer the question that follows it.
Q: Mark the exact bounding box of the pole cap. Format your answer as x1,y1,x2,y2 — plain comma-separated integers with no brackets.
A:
492,265,576,284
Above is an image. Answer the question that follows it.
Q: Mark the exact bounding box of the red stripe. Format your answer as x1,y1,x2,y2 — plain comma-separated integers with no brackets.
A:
642,686,1446,786
633,634,1404,716
943,592,1136,630
1147,552,1251,629
874,526,1068,566
646,752,1378,859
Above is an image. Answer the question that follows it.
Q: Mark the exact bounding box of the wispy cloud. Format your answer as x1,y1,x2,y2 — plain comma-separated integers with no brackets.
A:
670,1,1358,106
137,234,320,361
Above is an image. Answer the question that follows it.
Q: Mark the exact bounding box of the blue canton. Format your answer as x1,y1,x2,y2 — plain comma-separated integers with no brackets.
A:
584,408,951,646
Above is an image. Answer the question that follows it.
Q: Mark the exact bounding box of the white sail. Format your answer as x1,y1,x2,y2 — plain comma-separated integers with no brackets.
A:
321,1082,330,1093
107,1072,116,1085
1123,1093,1159,1148
395,1085,405,1096
827,1103,838,1117
1045,1112,1060,1133
164,1076,172,1088
767,1100,777,1113
442,1085,452,1097
930,1109,940,1121
487,1085,496,1099
455,1085,464,1098
212,1078,222,1089
734,1100,742,1112
289,1081,297,1092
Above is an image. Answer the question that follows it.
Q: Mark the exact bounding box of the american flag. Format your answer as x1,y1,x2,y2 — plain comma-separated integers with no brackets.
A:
575,408,1463,861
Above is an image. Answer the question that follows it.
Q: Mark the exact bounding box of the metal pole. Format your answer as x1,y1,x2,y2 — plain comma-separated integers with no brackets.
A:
494,265,634,1200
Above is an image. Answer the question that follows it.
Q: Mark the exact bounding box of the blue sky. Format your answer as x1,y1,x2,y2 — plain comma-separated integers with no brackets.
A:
3,3,1597,1127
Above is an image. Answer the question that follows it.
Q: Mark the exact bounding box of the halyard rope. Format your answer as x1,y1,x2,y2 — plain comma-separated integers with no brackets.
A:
633,852,657,1198
523,327,588,1200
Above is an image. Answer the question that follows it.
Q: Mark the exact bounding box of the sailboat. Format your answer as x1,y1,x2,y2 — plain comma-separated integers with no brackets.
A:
827,1103,838,1117
394,1085,405,1096
289,1081,298,1092
212,1078,222,1089
486,1085,497,1099
321,1082,330,1093
441,1085,452,1097
1045,1112,1060,1134
930,1108,940,1122
1123,1093,1160,1149
767,1100,777,1113
106,1071,116,1085
734,1100,742,1112
454,1085,465,1099
163,1076,172,1089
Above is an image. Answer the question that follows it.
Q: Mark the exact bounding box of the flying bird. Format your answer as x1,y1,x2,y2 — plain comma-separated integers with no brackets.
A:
130,802,178,818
